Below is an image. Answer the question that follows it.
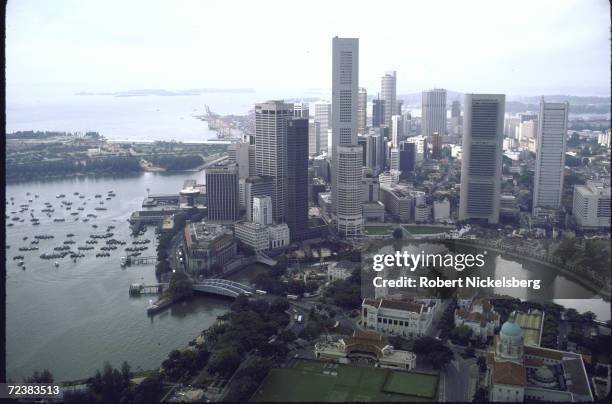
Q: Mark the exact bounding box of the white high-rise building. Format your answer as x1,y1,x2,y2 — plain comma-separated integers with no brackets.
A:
313,101,331,153
252,196,273,226
422,88,447,137
391,115,403,147
573,181,611,229
293,102,309,118
337,145,364,237
533,100,568,216
381,71,397,129
332,37,362,237
389,147,400,171
459,94,505,224
357,87,367,135
308,119,320,156
405,135,427,162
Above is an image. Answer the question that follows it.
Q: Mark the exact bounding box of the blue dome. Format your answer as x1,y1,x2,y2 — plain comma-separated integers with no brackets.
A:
500,320,522,337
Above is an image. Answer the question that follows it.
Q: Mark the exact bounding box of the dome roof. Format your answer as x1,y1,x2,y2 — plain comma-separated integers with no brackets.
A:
535,366,555,383
500,318,522,337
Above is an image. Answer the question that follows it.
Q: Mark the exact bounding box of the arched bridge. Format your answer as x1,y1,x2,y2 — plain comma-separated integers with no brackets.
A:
192,278,254,298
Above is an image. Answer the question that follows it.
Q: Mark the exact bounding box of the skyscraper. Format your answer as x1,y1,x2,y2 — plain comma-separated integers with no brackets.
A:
206,162,240,222
391,114,403,147
450,100,462,136
399,141,416,173
332,36,362,237
252,196,273,226
313,101,331,153
431,132,442,159
381,71,397,129
245,175,274,222
357,87,367,135
293,102,309,118
254,100,293,223
533,100,569,216
459,94,505,224
372,98,385,128
286,117,309,241
422,88,447,137
308,119,320,156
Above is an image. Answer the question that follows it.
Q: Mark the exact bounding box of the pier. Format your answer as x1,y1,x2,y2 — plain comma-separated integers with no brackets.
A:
129,283,167,295
121,255,157,267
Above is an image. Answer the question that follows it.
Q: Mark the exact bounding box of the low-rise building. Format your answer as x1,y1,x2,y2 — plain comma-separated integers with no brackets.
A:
183,220,236,274
234,221,269,252
362,201,385,222
433,199,451,222
572,181,611,230
314,330,417,370
268,223,290,249
326,261,356,281
361,298,438,338
454,298,500,341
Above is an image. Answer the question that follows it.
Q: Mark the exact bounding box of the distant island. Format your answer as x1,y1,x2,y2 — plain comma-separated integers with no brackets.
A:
75,88,256,97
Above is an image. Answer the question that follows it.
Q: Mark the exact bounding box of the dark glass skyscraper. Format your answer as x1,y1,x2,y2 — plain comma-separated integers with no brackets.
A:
372,98,385,128
205,162,239,221
286,118,309,241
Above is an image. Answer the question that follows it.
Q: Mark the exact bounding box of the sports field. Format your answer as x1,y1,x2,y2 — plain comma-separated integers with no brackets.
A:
363,225,393,235
402,225,453,235
250,359,438,402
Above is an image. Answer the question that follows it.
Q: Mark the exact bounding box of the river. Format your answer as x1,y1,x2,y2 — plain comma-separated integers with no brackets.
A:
5,172,610,382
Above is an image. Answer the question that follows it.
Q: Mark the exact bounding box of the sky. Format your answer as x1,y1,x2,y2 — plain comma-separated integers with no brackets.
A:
5,0,611,97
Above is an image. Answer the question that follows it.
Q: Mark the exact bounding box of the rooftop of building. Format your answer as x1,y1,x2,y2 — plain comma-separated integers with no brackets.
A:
493,360,525,386
363,298,424,313
187,221,231,242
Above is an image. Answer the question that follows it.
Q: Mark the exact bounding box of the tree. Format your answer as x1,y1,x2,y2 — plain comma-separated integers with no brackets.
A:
393,228,403,239
167,271,193,302
133,374,163,403
270,297,290,313
477,355,487,372
465,346,475,357
24,369,53,383
208,349,242,377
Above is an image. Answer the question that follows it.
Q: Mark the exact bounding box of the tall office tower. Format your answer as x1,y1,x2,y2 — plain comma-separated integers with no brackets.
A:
332,36,362,237
286,118,309,241
308,119,320,156
391,114,403,147
227,142,251,179
372,98,385,128
254,100,293,223
245,175,273,222
358,136,368,166
405,135,427,162
397,100,404,115
389,148,400,171
450,100,462,136
293,102,309,118
504,116,520,139
252,196,273,226
337,145,363,237
357,87,367,135
533,100,569,216
459,94,505,224
381,71,397,128
248,143,256,176
399,141,416,173
519,119,538,144
206,162,240,222
313,101,332,152
431,132,442,159
422,88,447,137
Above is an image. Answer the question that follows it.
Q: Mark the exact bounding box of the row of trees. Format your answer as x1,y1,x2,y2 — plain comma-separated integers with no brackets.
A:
146,154,204,171
323,269,362,308
6,156,141,181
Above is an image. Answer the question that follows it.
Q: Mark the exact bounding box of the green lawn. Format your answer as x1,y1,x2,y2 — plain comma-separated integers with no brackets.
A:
402,225,453,235
250,359,437,402
364,225,393,235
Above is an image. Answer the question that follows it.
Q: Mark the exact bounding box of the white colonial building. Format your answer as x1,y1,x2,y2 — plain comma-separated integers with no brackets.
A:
268,223,290,249
361,298,439,338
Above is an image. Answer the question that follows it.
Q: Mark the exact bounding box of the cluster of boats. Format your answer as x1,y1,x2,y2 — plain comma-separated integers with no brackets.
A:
6,190,161,269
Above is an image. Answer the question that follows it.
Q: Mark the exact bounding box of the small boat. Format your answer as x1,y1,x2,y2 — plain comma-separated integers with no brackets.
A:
66,233,75,237
23,236,28,241
53,218,66,222
17,261,25,267
7,223,14,227
54,262,59,267
94,194,102,198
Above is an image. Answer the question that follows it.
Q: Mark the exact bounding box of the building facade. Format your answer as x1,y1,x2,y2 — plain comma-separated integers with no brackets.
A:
361,298,438,338
572,181,611,229
254,100,293,223
422,88,447,137
533,100,568,216
357,87,367,135
286,118,309,241
459,94,505,224
183,221,236,273
381,71,397,129
205,162,240,222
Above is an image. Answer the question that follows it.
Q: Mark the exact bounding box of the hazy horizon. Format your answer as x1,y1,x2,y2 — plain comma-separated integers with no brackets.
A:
6,0,611,100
